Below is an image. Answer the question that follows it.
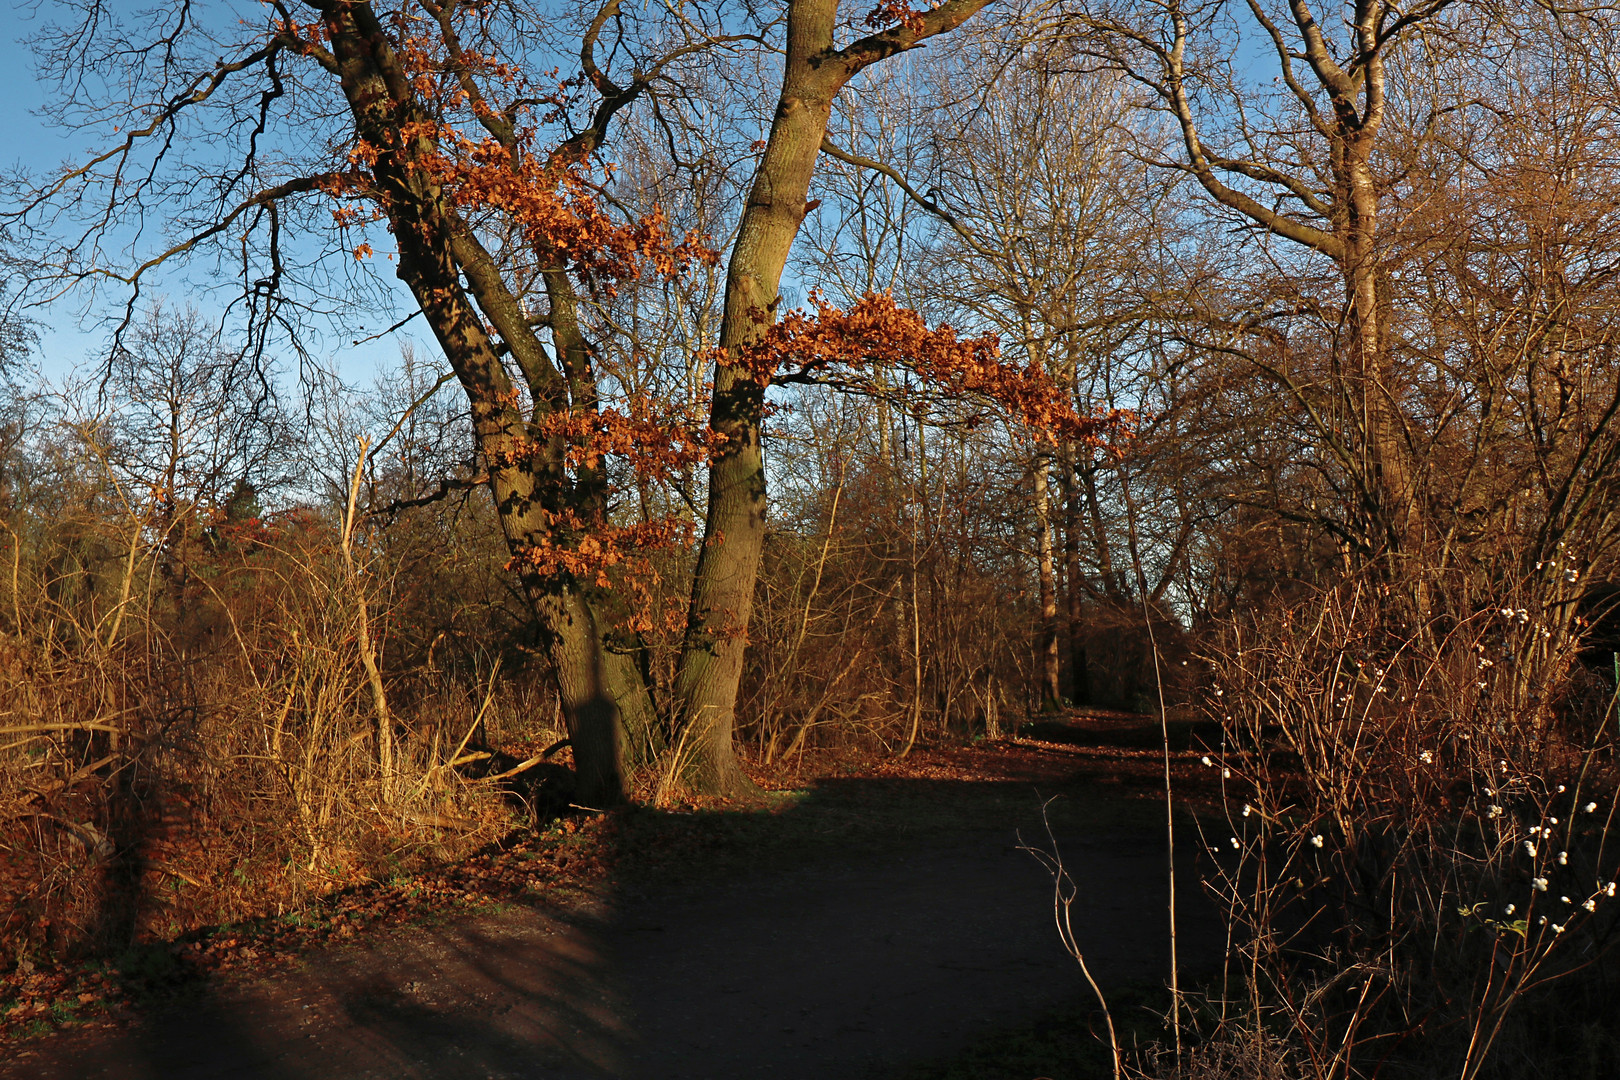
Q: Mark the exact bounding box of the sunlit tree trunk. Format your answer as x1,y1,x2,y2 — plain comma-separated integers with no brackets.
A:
1033,452,1062,711
1060,450,1092,706
672,0,994,796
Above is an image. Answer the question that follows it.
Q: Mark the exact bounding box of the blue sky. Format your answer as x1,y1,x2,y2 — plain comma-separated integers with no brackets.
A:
0,9,64,165
3,6,94,379
1,6,417,388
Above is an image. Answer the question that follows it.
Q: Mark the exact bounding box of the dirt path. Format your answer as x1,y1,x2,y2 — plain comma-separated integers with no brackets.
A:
3,735,1223,1079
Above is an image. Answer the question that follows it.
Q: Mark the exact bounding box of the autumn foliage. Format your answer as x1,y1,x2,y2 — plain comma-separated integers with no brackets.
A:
718,290,1117,447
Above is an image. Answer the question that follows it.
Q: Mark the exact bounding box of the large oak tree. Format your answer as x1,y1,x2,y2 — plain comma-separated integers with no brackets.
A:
8,0,1099,802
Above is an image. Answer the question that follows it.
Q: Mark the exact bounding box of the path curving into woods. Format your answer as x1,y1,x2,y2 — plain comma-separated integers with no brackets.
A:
3,723,1222,1080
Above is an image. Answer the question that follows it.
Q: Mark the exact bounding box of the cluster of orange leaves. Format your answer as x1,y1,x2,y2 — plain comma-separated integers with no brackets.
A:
326,125,713,290
718,292,1118,446
508,510,694,619
485,399,715,607
416,131,716,286
486,399,726,477
279,6,714,291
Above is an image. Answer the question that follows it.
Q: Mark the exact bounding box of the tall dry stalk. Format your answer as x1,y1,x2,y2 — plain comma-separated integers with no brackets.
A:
340,436,395,802
1118,456,1183,1057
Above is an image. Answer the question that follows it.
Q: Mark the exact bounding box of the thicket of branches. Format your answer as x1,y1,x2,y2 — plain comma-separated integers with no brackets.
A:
4,0,1620,1074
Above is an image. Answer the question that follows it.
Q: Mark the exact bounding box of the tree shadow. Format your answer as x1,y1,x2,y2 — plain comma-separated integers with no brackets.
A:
597,769,1224,1079
7,761,1224,1080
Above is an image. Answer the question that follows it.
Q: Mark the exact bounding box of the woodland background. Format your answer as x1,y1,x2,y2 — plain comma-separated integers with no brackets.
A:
3,0,1620,1076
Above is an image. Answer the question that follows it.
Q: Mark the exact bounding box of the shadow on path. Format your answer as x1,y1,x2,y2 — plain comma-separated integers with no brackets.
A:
3,763,1220,1080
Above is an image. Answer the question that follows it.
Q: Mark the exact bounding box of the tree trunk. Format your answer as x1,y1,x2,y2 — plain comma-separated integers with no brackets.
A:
1343,145,1412,545
1061,453,1092,706
1033,452,1062,711
317,2,653,805
534,590,665,808
671,0,994,795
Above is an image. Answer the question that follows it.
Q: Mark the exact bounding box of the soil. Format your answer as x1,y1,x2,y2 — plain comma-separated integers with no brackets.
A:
1,714,1229,1080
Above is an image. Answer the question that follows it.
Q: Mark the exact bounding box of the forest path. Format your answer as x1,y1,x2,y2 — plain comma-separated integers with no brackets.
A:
3,723,1222,1080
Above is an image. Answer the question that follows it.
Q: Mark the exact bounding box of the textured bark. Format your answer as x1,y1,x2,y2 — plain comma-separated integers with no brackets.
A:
671,0,995,795
315,2,660,804
535,591,657,807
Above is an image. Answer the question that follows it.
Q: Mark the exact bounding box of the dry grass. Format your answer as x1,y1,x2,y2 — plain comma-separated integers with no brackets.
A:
0,491,566,977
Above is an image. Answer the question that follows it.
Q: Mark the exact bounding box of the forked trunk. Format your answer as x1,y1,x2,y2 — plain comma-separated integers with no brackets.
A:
534,589,662,807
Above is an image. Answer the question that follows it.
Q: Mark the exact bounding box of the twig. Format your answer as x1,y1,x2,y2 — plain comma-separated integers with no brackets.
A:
475,738,572,784
1020,801,1124,1080
414,660,503,800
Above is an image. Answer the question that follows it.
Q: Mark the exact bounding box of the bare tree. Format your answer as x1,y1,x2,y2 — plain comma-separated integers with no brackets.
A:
816,39,1197,707
1063,0,1620,680
1066,0,1458,574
